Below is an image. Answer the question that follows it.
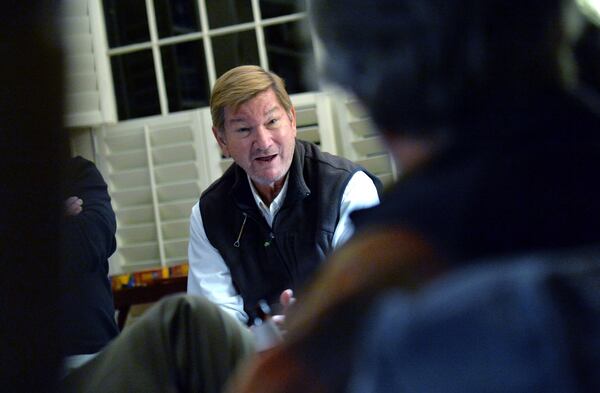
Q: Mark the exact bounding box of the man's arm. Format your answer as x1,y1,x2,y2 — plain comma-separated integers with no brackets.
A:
187,201,248,324
62,157,117,274
332,170,381,248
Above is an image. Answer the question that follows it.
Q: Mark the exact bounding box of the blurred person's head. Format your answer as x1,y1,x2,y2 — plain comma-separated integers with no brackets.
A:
210,65,297,190
310,0,578,142
574,21,600,94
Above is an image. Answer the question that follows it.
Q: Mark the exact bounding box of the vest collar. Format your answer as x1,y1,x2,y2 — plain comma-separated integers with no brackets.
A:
230,166,258,212
284,140,311,206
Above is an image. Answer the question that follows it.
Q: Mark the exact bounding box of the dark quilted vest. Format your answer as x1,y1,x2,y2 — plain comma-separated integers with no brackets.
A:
200,140,380,320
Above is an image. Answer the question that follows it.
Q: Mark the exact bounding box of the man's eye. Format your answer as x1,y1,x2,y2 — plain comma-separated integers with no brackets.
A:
268,118,279,125
237,127,250,133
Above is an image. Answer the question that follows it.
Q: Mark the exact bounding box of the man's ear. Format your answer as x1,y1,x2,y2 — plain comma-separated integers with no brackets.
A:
212,126,229,157
288,106,297,137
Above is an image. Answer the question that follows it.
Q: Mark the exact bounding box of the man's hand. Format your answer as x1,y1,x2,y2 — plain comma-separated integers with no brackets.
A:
64,196,83,216
271,289,296,329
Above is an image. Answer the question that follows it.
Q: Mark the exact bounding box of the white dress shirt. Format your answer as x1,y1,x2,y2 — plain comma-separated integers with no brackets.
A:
187,170,380,323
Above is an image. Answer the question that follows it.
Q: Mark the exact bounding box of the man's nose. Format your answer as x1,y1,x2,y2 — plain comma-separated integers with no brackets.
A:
254,125,271,150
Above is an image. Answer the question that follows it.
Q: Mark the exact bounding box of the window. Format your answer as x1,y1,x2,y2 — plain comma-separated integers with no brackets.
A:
102,0,314,120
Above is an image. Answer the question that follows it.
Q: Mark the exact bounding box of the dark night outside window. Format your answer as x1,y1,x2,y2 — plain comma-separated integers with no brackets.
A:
206,0,253,29
161,41,211,112
103,0,314,121
260,0,306,19
154,0,201,38
264,20,314,93
111,50,161,120
103,0,150,48
212,30,260,78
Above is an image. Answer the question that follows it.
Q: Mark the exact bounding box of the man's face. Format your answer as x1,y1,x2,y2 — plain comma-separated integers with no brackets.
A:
214,88,297,186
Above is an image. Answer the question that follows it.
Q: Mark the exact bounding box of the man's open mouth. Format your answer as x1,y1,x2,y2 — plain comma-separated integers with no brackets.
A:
255,154,276,162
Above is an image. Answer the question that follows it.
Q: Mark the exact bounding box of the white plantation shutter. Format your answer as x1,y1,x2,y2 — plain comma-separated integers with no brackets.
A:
295,92,338,154
61,0,116,127
331,95,397,188
94,110,214,274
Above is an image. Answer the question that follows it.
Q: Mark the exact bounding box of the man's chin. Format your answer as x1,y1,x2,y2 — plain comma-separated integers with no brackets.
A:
250,171,286,187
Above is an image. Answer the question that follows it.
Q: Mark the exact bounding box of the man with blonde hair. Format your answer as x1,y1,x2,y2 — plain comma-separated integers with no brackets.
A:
187,65,381,325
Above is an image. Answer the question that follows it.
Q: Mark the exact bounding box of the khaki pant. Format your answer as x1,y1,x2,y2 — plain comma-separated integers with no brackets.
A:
63,295,255,393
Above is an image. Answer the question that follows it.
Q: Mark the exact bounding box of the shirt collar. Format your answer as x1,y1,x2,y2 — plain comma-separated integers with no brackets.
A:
247,174,290,226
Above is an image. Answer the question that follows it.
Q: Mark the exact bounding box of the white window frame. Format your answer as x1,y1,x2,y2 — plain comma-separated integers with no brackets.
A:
102,0,310,118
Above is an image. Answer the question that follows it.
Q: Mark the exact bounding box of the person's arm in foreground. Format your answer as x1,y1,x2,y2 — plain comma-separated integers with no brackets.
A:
62,157,116,275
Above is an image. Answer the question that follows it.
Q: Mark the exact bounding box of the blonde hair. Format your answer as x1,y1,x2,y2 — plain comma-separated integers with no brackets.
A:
210,65,293,131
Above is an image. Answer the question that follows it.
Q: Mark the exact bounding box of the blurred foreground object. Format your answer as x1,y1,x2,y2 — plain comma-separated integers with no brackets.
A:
225,0,600,391
0,1,69,391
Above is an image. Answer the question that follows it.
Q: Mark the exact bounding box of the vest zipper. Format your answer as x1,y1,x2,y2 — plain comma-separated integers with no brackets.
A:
233,212,248,248
270,209,295,288
242,213,295,287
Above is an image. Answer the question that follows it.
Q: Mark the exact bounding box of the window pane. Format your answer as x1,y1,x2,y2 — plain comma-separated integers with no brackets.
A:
153,0,201,38
213,30,260,78
260,0,306,19
206,0,253,29
111,51,161,120
161,41,210,112
103,0,150,47
264,20,314,94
